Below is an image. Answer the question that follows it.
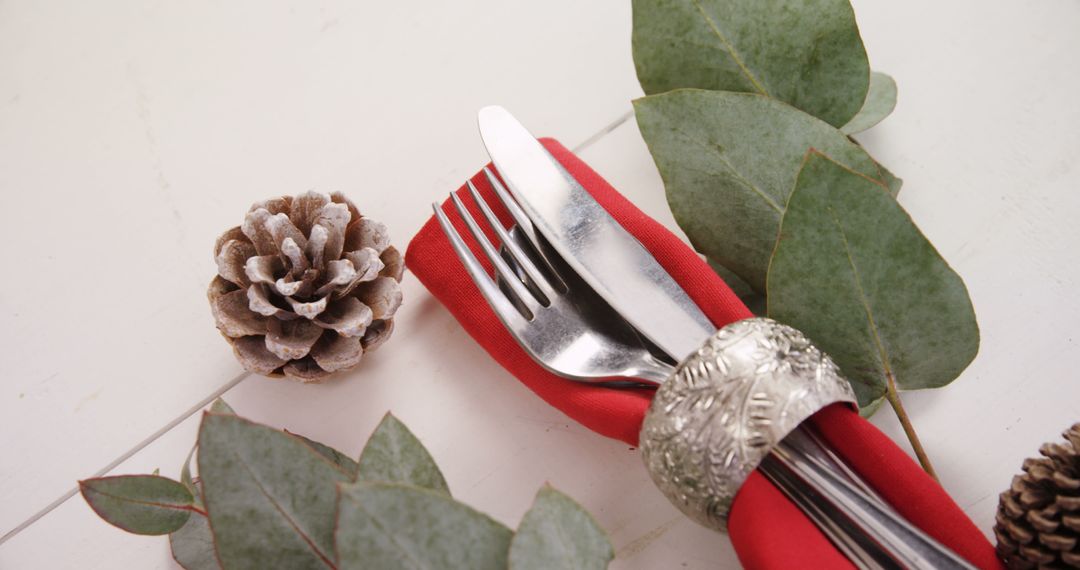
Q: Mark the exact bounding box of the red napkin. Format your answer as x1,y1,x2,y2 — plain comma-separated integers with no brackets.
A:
406,139,1002,569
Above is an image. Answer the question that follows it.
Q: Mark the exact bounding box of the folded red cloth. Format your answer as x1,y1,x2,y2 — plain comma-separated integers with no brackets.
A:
405,138,1001,569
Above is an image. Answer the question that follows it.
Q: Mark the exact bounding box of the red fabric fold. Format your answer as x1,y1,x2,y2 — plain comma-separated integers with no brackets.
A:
405,138,1001,569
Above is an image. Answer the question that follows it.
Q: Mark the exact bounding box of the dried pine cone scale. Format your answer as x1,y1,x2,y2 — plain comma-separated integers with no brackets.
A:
996,424,1080,568
208,192,402,382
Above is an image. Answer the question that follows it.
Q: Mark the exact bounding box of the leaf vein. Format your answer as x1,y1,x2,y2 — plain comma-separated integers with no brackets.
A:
86,488,201,514
825,205,893,384
666,123,783,214
549,505,580,569
230,449,338,569
689,0,769,95
346,493,428,570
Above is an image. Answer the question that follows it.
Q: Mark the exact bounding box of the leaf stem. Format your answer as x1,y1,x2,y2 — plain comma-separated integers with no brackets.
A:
883,372,939,481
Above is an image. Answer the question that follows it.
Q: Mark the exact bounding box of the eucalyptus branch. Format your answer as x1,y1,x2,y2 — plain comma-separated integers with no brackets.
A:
81,403,615,569
884,372,939,481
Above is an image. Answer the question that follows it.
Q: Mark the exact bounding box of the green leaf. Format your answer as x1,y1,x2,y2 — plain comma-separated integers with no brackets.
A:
635,89,895,291
859,396,886,418
210,398,235,415
842,72,898,135
631,0,870,127
878,159,903,197
288,430,360,476
79,475,194,535
509,485,614,570
170,511,222,570
708,259,766,316
335,482,513,570
766,151,979,409
357,413,449,495
180,443,200,506
197,413,351,570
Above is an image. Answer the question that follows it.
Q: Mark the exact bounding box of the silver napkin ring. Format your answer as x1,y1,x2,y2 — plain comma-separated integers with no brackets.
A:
639,317,856,531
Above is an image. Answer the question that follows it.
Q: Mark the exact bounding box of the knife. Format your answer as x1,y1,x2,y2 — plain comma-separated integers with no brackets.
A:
477,105,714,362
477,105,975,570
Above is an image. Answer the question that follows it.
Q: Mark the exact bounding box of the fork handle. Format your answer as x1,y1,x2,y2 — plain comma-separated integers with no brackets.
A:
764,427,975,569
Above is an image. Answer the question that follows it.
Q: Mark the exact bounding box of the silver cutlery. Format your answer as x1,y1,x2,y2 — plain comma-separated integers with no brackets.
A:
435,177,671,385
473,106,977,569
476,106,715,364
433,168,973,569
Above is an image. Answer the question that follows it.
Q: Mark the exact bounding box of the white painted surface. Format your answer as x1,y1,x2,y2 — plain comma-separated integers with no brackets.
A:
1,0,1078,568
0,0,640,542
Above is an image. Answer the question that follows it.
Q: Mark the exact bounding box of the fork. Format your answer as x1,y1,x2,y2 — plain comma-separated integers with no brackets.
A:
432,170,975,570
434,176,673,386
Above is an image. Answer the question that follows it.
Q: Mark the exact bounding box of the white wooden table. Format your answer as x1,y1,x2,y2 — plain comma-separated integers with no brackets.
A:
1,1,1078,567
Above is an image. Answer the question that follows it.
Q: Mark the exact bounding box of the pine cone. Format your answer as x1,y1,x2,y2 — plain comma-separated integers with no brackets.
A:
207,192,403,382
995,423,1080,569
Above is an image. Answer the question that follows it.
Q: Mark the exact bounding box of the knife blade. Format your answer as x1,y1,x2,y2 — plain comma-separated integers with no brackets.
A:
477,105,715,362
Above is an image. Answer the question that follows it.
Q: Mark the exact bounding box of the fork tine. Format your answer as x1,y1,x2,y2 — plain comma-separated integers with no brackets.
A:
432,203,531,326
465,180,556,302
448,193,541,315
483,167,567,290
483,167,531,232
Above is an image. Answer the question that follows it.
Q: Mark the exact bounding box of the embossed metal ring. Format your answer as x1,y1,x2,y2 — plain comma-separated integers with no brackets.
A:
639,317,856,532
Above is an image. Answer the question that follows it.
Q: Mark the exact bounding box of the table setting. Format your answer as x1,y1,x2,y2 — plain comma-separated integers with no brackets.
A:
2,0,1079,569
409,107,999,569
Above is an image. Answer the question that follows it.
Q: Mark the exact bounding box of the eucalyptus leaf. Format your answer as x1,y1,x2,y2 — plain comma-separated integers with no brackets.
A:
180,443,200,506
288,430,360,476
357,413,449,495
708,259,766,316
179,399,233,507
635,89,896,291
335,482,513,570
79,475,194,535
842,72,898,135
878,159,903,197
210,398,235,415
859,396,886,418
197,413,351,570
509,485,614,570
170,511,222,570
767,152,979,409
631,0,870,127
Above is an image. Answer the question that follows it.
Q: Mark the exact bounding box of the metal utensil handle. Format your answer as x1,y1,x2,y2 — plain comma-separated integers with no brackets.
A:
769,431,977,569
641,319,973,569
762,445,895,570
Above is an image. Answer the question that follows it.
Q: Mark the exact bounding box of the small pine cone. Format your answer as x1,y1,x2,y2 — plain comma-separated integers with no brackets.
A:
995,423,1080,569
207,192,404,383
